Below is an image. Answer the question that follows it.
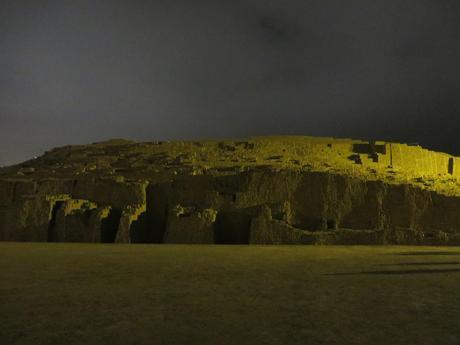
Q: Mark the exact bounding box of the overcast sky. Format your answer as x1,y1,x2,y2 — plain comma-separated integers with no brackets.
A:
1,0,459,165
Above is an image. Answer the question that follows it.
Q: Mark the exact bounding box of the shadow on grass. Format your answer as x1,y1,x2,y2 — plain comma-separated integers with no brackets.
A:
391,251,460,256
327,268,460,276
378,262,460,266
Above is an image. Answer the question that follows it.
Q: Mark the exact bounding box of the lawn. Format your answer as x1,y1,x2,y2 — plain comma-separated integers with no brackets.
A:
1,243,460,345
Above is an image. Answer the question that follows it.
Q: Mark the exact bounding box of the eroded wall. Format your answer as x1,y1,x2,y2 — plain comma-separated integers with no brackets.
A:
1,169,460,245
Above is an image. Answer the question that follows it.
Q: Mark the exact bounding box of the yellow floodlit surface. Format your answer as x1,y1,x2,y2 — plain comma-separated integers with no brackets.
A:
2,136,459,196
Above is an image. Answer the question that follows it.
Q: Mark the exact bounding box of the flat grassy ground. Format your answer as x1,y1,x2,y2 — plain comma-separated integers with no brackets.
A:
1,244,460,345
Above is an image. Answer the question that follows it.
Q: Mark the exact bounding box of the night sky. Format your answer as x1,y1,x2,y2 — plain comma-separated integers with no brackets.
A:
1,0,459,166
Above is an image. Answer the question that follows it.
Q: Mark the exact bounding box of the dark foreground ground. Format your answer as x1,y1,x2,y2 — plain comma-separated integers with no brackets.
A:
1,244,460,345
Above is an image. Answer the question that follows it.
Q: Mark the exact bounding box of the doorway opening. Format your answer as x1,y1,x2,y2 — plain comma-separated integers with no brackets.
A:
100,208,122,243
213,212,252,244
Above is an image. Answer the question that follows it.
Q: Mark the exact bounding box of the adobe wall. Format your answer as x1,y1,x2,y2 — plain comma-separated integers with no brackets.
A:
341,140,458,177
388,143,453,176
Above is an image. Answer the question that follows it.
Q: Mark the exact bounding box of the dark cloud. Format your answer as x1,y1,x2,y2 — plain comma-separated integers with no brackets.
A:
257,15,294,43
0,0,459,166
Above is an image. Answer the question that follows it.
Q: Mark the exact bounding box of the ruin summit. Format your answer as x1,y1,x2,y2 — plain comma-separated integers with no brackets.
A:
1,136,460,245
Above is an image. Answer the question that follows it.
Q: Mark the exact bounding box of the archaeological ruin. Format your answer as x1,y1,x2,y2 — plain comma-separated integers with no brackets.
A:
1,136,460,245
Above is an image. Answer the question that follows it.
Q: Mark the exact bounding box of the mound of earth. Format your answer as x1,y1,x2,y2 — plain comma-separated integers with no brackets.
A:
1,136,460,244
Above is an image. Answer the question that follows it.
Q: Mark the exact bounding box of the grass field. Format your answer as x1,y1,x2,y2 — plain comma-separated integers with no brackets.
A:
1,243,460,345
